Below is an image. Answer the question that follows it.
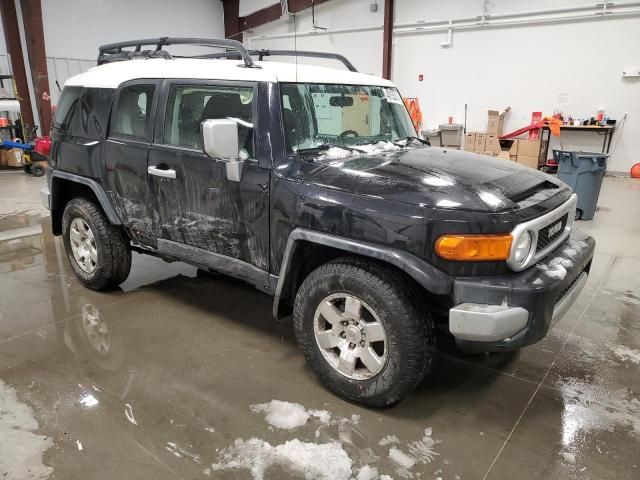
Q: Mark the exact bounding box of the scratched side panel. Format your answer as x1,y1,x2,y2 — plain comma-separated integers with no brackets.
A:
105,140,156,246
269,176,427,275
149,149,270,271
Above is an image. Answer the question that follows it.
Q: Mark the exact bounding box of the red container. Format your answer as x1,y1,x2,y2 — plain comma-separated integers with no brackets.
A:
34,136,52,156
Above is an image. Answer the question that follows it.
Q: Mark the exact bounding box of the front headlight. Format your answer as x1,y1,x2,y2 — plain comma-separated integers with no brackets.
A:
513,232,533,265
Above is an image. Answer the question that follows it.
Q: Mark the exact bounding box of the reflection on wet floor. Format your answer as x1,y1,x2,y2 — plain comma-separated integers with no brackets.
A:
1,178,640,480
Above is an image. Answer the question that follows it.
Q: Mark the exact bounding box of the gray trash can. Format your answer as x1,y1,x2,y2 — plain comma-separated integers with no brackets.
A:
439,124,463,148
422,129,441,147
553,149,608,220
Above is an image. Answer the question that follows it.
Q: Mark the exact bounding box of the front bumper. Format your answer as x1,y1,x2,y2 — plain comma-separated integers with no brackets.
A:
449,230,594,353
40,186,51,210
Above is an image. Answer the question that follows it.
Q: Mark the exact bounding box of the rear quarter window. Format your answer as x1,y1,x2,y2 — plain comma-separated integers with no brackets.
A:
79,88,115,139
53,86,82,130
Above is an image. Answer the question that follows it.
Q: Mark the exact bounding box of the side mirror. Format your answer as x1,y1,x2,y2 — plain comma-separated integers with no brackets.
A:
201,119,243,182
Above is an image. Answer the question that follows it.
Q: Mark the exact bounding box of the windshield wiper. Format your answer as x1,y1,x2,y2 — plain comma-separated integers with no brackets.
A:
295,144,360,155
394,136,429,147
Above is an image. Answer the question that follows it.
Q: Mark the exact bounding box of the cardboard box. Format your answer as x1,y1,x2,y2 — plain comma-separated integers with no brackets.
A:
6,149,23,167
517,155,539,169
486,108,510,136
484,134,501,155
0,150,7,166
473,133,486,153
464,133,476,152
517,139,541,158
497,139,519,160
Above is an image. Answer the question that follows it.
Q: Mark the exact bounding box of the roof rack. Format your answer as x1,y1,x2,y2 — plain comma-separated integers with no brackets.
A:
203,49,358,72
97,37,258,68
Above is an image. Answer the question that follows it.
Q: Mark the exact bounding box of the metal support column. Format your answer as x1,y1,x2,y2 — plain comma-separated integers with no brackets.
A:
0,0,35,131
19,0,52,135
382,0,394,79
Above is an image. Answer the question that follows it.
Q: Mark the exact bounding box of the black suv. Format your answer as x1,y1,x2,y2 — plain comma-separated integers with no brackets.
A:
42,38,594,406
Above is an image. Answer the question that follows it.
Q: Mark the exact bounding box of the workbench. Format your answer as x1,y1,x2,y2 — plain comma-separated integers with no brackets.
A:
541,124,615,163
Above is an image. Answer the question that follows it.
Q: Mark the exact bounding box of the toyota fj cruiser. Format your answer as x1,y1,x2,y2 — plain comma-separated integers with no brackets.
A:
42,38,594,406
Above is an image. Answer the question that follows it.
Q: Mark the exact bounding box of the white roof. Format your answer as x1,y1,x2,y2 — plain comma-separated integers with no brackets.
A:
65,58,396,89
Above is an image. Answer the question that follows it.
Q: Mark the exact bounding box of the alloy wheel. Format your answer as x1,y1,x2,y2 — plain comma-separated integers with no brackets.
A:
313,293,388,380
69,218,98,274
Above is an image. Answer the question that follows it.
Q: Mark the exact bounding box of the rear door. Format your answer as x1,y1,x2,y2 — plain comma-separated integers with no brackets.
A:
104,80,161,247
147,80,270,271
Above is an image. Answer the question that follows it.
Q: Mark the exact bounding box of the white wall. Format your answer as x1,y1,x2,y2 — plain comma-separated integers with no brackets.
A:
41,0,225,59
0,0,225,110
248,0,385,75
41,0,225,104
247,0,640,174
240,0,277,17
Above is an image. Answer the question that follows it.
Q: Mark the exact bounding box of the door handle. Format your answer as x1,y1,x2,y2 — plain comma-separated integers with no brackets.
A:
148,166,176,179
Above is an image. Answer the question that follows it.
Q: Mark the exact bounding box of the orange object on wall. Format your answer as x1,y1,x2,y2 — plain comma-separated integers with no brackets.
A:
403,97,423,132
543,116,563,137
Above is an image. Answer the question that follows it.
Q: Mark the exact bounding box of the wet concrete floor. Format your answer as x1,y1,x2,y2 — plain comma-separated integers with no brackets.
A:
0,171,639,479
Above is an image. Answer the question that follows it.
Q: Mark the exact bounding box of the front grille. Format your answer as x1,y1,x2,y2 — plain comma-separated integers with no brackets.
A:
536,213,568,252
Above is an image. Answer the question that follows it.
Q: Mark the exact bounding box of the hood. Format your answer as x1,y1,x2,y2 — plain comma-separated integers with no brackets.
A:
295,146,564,212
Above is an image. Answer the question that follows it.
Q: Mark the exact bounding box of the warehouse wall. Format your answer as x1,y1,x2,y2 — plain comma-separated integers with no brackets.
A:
0,0,225,106
246,0,639,174
40,0,225,60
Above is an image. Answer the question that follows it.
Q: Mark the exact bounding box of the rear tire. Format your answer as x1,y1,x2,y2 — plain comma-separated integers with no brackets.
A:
62,198,131,290
293,258,434,407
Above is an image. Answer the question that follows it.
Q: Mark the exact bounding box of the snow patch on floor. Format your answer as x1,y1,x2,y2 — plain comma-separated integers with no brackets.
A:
617,295,640,307
388,428,440,478
559,378,640,443
379,434,400,446
611,345,640,365
355,464,379,480
211,438,352,480
0,380,53,479
214,399,439,479
388,447,416,469
250,400,331,430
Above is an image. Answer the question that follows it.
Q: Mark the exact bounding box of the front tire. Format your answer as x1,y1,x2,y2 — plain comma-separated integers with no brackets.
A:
293,258,434,407
62,198,131,290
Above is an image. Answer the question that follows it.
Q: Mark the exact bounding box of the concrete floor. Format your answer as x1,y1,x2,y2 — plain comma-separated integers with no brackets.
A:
1,169,639,480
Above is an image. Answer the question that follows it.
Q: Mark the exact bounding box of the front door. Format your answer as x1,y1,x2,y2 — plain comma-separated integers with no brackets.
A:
148,80,270,271
104,80,160,247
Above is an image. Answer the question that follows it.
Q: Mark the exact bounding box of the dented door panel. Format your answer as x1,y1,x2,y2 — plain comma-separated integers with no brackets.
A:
104,80,161,247
147,80,270,271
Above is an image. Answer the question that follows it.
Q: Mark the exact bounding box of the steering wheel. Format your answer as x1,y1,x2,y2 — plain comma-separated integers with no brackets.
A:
339,129,359,138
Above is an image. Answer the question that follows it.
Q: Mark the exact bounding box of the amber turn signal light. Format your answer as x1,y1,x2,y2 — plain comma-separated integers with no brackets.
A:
435,234,513,261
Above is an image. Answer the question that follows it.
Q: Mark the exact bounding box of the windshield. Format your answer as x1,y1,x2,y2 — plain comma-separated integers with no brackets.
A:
280,83,417,153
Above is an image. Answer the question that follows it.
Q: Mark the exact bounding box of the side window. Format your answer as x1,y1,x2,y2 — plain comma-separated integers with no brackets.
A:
111,84,155,140
53,86,82,130
164,84,254,157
